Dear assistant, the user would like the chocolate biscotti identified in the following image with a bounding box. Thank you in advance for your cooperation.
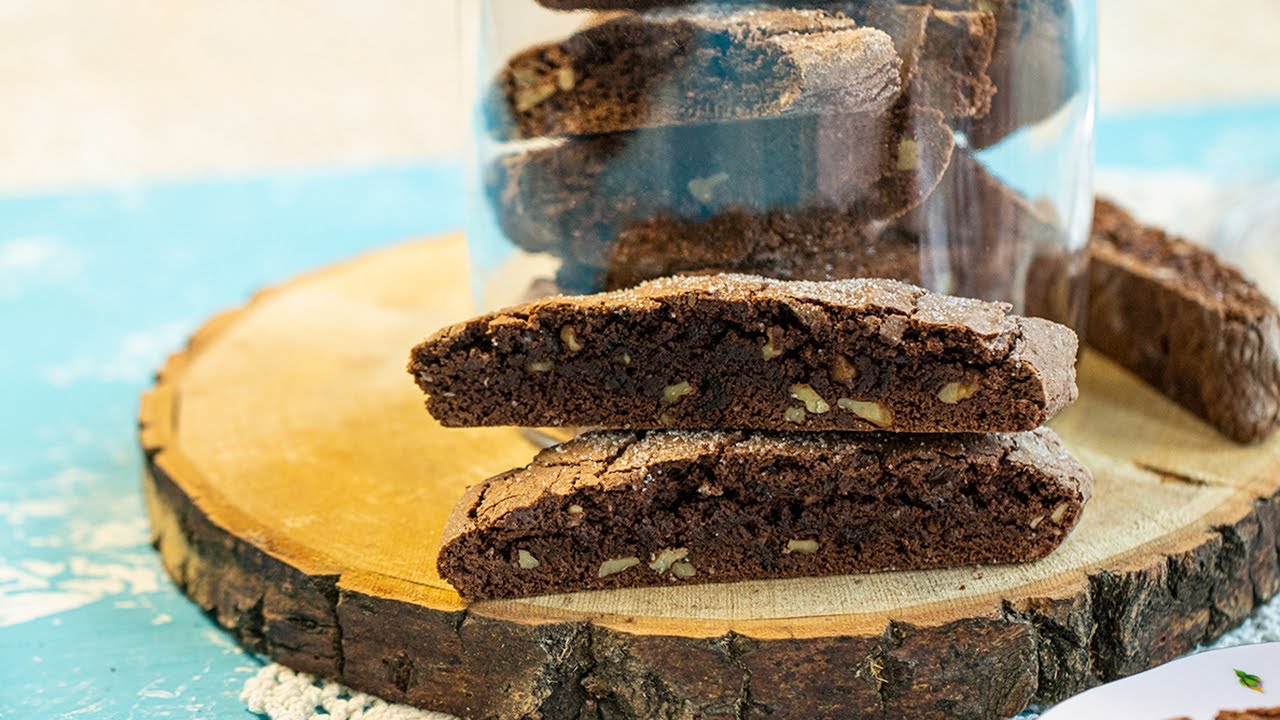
[492,104,954,264]
[530,0,1069,144]
[852,3,996,119]
[410,274,1078,433]
[489,9,901,138]
[545,152,1063,323]
[532,2,996,119]
[554,208,923,293]
[1087,199,1280,444]
[438,427,1092,600]
[959,0,1078,148]
[602,210,923,291]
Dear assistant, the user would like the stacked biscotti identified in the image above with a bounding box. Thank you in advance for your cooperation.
[410,275,1092,600]
[484,1,1280,447]
[486,1,1079,300]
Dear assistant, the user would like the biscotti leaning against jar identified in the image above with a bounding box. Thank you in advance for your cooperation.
[470,0,1092,333]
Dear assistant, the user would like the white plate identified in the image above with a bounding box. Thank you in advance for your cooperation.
[1041,643,1279,720]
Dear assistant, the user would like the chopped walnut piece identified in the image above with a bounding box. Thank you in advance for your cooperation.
[837,398,893,427]
[555,66,576,91]
[831,355,859,385]
[785,539,819,554]
[513,82,558,113]
[662,381,693,404]
[687,171,729,204]
[648,548,690,574]
[510,55,573,113]
[560,326,583,352]
[761,326,785,360]
[517,550,540,569]
[789,384,830,414]
[671,561,696,579]
[897,139,919,171]
[597,556,641,577]
[938,381,980,404]
[526,360,555,373]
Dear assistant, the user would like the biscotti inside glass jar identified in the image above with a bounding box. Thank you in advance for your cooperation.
[465,0,1097,329]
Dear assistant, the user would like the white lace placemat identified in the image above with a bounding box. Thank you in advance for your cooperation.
[241,664,458,720]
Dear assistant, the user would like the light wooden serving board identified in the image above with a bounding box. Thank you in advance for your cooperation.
[139,235,1280,720]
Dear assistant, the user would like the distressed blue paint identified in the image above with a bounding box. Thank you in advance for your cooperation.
[0,594,264,719]
[0,103,1278,719]
[1095,101,1280,181]
[0,163,461,719]
[0,164,464,476]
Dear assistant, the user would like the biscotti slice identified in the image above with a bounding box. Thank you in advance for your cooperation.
[554,152,1062,303]
[542,152,1067,322]
[531,0,1072,146]
[1087,199,1280,444]
[553,207,923,294]
[492,104,953,263]
[959,0,1078,148]
[851,3,996,118]
[409,274,1079,432]
[438,427,1092,600]
[538,1,995,118]
[488,9,901,139]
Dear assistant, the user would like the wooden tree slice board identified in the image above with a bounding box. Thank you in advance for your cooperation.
[140,234,1280,720]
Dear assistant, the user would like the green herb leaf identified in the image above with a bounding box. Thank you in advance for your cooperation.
[1236,668,1264,693]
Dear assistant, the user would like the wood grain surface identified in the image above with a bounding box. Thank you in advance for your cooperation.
[140,234,1280,719]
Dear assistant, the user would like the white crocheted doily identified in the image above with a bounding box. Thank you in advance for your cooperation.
[241,664,458,720]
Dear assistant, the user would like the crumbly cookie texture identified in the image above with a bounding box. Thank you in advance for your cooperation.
[489,9,901,138]
[1087,198,1280,444]
[409,274,1078,433]
[437,427,1092,600]
[551,209,926,295]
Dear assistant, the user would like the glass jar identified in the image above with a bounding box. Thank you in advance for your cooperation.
[464,0,1097,329]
